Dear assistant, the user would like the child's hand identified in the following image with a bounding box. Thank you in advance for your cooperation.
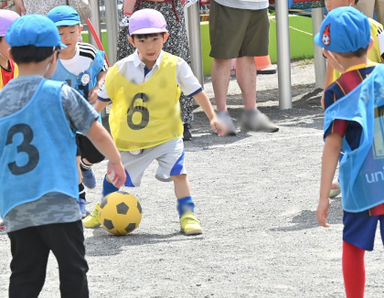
[88,86,98,105]
[210,116,227,136]
[107,161,126,188]
[317,197,330,227]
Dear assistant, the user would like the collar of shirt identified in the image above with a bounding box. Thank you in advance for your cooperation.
[344,62,377,73]
[132,50,164,79]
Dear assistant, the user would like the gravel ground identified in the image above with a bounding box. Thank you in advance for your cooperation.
[1,60,384,297]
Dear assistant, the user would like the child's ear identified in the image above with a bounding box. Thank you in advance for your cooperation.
[128,36,135,46]
[8,48,14,62]
[163,33,169,42]
[78,24,84,33]
[367,37,374,52]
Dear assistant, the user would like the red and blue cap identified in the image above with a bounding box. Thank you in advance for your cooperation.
[314,6,371,53]
[6,14,66,48]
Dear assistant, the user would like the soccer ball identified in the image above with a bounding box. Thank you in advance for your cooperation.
[98,191,142,236]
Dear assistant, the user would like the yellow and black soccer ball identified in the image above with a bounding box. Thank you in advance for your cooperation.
[98,191,142,236]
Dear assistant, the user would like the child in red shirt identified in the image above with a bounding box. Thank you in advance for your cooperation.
[0,9,19,89]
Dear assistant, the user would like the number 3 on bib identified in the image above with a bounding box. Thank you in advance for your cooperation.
[6,124,39,175]
[127,93,149,130]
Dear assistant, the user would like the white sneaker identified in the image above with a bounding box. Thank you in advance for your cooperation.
[217,111,237,135]
[241,109,279,132]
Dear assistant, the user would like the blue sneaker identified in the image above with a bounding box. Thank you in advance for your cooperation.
[78,199,88,218]
[82,168,96,189]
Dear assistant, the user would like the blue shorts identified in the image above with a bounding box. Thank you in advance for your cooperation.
[343,210,384,251]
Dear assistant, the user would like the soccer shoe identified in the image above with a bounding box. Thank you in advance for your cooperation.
[217,111,236,136]
[83,203,101,228]
[180,212,203,235]
[241,109,279,133]
[82,168,96,189]
[329,183,341,198]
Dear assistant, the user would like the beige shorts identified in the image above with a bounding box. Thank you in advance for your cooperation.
[209,1,270,59]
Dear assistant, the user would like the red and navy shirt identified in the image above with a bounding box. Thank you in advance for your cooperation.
[324,63,376,150]
[324,63,384,215]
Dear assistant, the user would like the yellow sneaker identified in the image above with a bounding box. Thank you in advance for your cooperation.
[329,183,341,198]
[83,203,101,228]
[180,212,202,235]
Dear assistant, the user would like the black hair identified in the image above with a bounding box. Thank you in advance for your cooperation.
[10,45,59,64]
[355,0,359,4]
[57,24,80,28]
[131,32,165,39]
[338,46,368,58]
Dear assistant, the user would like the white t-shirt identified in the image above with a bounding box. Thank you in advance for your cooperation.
[98,50,202,100]
[60,42,108,75]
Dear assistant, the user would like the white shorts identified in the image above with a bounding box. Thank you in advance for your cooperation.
[121,138,187,187]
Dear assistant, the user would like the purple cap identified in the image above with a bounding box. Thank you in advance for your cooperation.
[0,10,20,37]
[129,9,168,36]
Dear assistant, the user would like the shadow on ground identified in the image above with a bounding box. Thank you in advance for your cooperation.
[270,197,343,232]
[85,229,204,257]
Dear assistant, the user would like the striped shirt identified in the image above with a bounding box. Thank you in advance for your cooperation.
[60,42,108,76]
[324,64,376,150]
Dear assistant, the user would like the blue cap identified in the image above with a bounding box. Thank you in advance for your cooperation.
[48,5,81,26]
[314,6,370,53]
[6,14,66,48]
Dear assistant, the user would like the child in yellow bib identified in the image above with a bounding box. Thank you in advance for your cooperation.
[85,9,226,235]
[106,52,183,150]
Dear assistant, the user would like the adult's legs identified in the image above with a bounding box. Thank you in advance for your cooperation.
[235,56,257,111]
[211,58,232,112]
[8,227,50,298]
[236,56,278,132]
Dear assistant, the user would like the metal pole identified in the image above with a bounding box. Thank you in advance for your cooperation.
[311,7,326,89]
[104,0,119,65]
[186,2,204,85]
[276,0,292,109]
[88,0,100,47]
